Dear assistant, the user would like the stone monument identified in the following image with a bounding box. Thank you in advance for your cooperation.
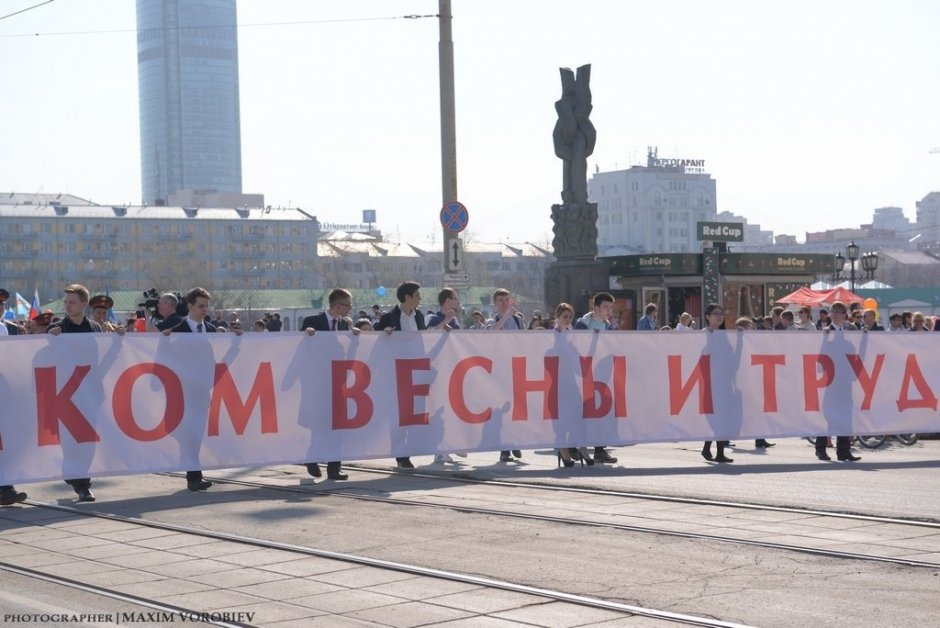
[545,64,609,313]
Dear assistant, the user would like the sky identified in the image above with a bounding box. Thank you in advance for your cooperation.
[1,0,939,246]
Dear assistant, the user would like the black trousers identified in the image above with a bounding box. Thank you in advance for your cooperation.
[816,436,852,456]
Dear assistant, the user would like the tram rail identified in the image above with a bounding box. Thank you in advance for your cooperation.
[16,500,751,628]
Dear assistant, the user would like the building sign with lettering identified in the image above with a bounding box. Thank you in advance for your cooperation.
[697,221,744,242]
[650,158,706,173]
[608,254,703,276]
[719,253,835,275]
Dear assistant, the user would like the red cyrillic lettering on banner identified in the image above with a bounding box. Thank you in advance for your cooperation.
[35,365,100,445]
[802,354,835,412]
[613,356,628,418]
[511,356,559,420]
[581,356,619,419]
[396,358,432,426]
[113,363,184,441]
[897,354,938,411]
[332,360,373,429]
[209,363,278,436]
[667,355,713,415]
[751,354,786,413]
[845,354,885,411]
[448,357,493,424]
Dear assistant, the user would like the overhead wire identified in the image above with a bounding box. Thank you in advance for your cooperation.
[0,0,55,22]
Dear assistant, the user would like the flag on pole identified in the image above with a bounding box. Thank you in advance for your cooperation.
[14,292,30,318]
[29,289,41,320]
[105,285,117,323]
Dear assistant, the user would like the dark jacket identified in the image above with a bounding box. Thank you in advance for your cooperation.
[301,312,350,332]
[169,318,216,333]
[374,305,426,331]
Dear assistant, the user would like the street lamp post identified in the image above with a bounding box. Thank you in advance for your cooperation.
[833,242,878,292]
[845,241,860,292]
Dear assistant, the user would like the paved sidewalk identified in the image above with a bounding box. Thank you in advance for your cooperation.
[0,504,646,627]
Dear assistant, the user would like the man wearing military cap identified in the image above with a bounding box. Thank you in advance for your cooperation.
[0,288,27,505]
[26,310,54,334]
[89,295,124,334]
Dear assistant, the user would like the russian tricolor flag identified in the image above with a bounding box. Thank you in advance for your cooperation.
[29,289,40,320]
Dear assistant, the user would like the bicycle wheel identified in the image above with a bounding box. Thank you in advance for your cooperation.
[896,433,919,446]
[857,435,887,449]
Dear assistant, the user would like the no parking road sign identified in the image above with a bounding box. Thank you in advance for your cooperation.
[440,201,469,234]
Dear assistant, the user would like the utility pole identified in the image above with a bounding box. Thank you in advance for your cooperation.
[439,0,459,276]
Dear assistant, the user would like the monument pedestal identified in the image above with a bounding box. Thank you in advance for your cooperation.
[546,200,608,313]
[545,258,610,315]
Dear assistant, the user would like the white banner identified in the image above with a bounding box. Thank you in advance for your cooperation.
[1,330,939,484]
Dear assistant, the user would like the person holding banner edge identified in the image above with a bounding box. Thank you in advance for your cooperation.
[701,303,733,463]
[302,288,360,480]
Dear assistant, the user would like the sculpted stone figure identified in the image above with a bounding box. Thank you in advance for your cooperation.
[551,64,598,260]
[553,65,596,205]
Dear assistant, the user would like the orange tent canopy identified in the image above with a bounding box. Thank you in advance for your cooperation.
[776,287,865,307]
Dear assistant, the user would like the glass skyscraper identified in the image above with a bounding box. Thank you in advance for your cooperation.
[136,0,242,205]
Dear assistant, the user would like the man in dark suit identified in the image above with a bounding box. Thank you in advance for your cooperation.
[485,288,526,463]
[374,281,425,469]
[162,286,232,490]
[48,283,103,501]
[816,300,861,463]
[301,288,357,480]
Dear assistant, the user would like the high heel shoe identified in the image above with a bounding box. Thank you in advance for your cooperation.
[556,450,575,468]
[578,447,594,466]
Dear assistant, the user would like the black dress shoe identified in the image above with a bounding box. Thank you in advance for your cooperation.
[593,448,618,464]
[187,479,212,491]
[77,488,96,502]
[512,450,522,458]
[714,455,734,463]
[838,453,862,462]
[396,457,415,469]
[499,451,513,462]
[0,489,27,506]
[755,439,776,448]
[306,463,322,478]
[816,451,832,461]
[326,462,347,480]
[701,445,713,461]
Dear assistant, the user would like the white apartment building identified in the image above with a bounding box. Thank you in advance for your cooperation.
[588,150,717,255]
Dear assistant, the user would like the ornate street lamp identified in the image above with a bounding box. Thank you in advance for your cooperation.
[846,241,860,262]
[833,252,845,280]
[861,251,879,280]
[845,241,860,291]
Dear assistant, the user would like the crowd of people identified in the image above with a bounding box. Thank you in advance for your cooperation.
[0,281,925,508]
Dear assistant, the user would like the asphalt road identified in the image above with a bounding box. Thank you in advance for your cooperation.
[3,438,938,627]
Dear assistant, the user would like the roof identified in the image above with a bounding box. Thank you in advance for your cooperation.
[880,251,940,265]
[0,204,317,222]
[854,288,940,307]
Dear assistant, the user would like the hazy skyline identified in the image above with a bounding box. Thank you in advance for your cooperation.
[2,0,938,245]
